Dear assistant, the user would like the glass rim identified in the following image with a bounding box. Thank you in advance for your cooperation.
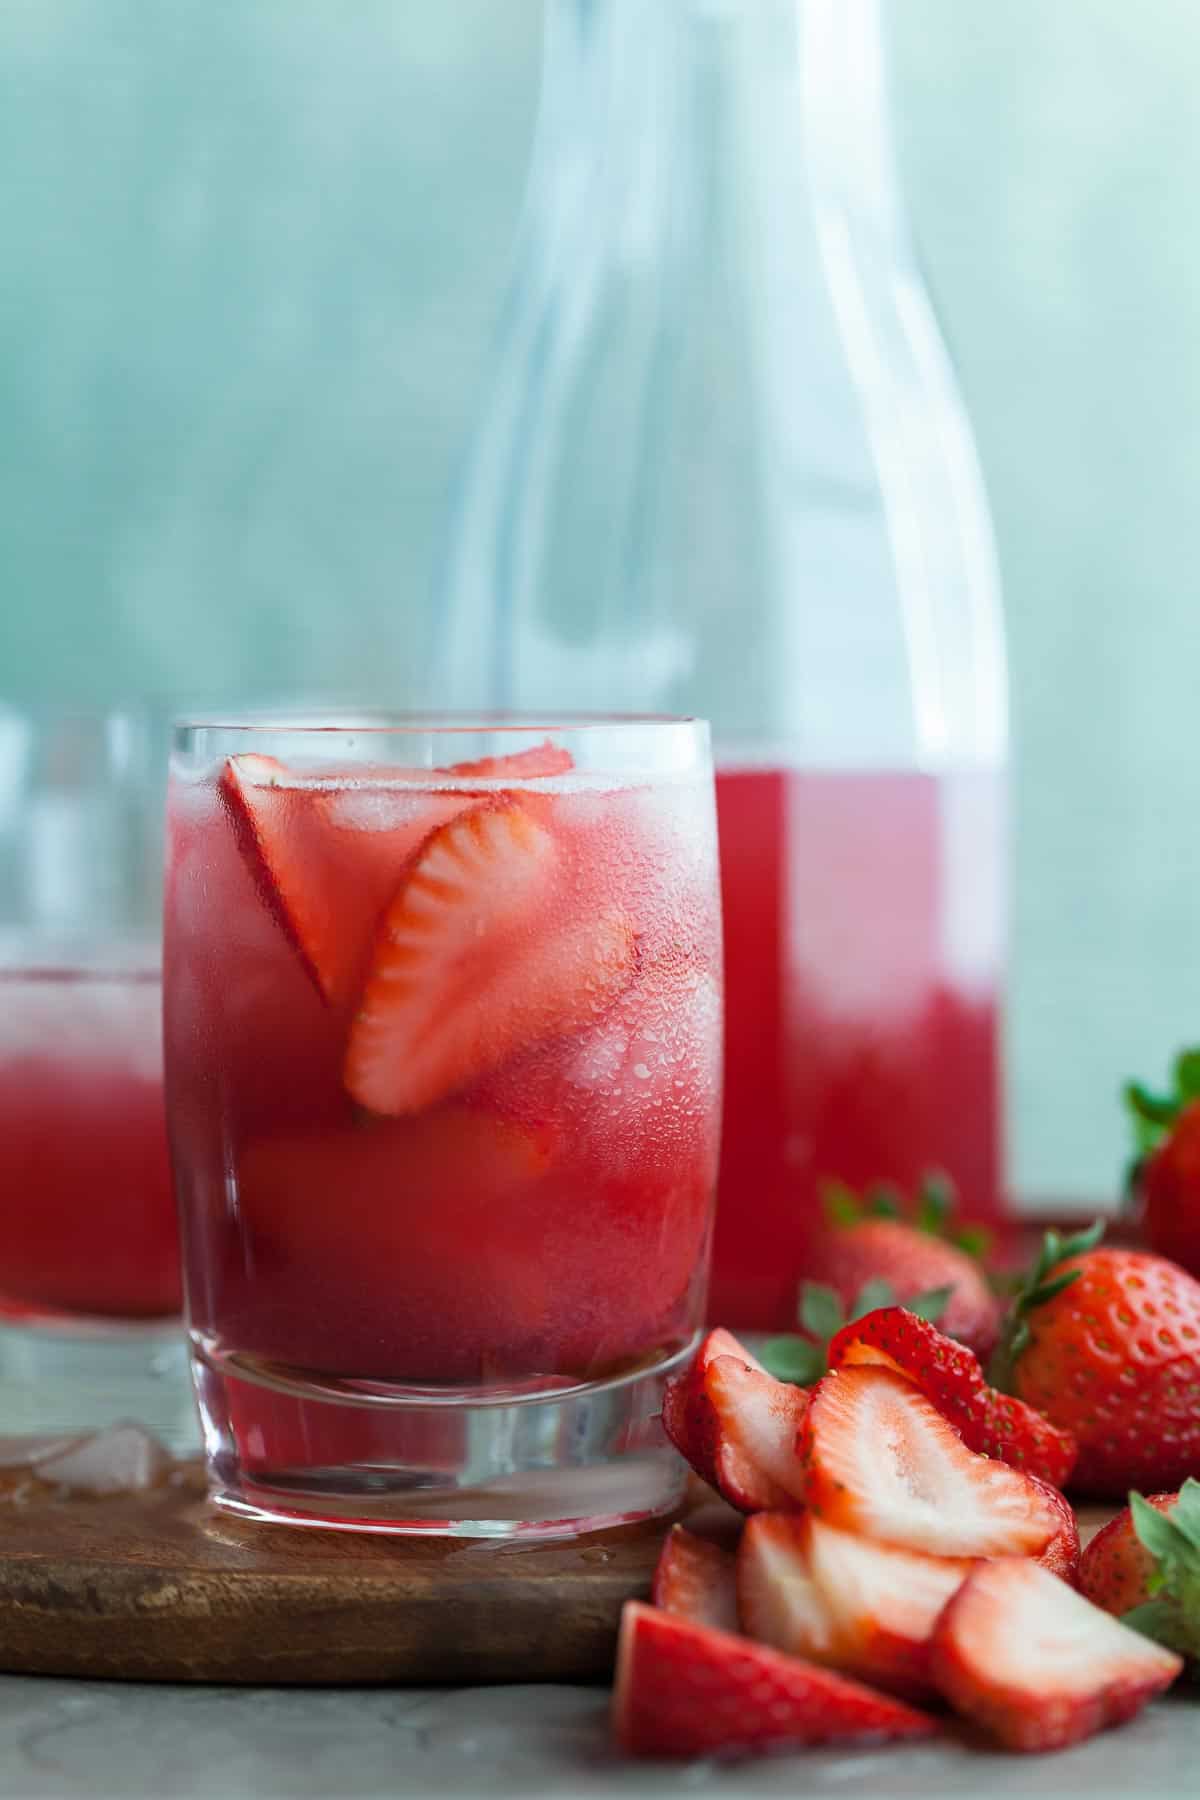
[171,709,705,737]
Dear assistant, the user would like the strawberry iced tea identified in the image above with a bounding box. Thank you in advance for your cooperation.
[164,718,721,1533]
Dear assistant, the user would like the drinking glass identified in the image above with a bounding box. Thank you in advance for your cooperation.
[164,713,722,1536]
[0,706,196,1448]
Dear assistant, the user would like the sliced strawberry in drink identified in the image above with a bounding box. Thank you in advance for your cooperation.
[651,1526,739,1634]
[612,1601,937,1760]
[344,799,636,1116]
[445,739,574,780]
[740,1513,969,1701]
[219,755,468,1004]
[220,754,333,999]
[929,1558,1182,1752]
[800,1366,1072,1562]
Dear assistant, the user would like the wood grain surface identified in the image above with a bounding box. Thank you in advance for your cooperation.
[0,1467,1119,1688]
[0,1463,706,1686]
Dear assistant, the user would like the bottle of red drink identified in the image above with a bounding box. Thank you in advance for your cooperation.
[439,0,1009,1329]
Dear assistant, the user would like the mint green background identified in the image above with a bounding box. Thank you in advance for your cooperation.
[3,0,1198,1205]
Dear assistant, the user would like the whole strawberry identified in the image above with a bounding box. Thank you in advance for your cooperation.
[991,1224,1200,1497]
[805,1175,999,1359]
[1127,1050,1200,1278]
[1079,1479,1200,1668]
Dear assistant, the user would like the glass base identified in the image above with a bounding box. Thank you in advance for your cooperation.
[191,1334,697,1539]
[0,1311,200,1455]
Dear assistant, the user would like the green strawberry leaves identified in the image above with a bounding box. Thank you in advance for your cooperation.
[819,1170,991,1260]
[758,1278,951,1387]
[799,1282,846,1345]
[1124,1045,1200,1198]
[757,1334,827,1386]
[1120,1478,1200,1667]
[988,1219,1106,1392]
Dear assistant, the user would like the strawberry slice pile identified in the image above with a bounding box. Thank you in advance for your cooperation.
[621,1318,1183,1761]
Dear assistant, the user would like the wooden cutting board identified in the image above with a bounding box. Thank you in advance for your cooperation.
[0,1463,730,1686]
[0,1463,1120,1688]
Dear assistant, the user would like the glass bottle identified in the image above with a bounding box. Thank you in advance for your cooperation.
[439,0,1008,1329]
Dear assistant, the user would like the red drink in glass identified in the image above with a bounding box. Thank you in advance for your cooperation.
[164,718,721,1534]
[0,966,179,1320]
[710,764,1005,1329]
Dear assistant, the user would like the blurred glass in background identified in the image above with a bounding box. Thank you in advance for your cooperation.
[0,707,194,1447]
[2,0,1199,1207]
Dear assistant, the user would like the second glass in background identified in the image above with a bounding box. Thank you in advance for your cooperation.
[0,706,194,1447]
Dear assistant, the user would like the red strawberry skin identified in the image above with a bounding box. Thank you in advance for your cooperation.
[696,1356,808,1513]
[661,1333,807,1514]
[1011,1249,1200,1497]
[930,1559,1182,1753]
[1140,1099,1200,1278]
[445,740,574,780]
[651,1526,739,1634]
[661,1329,762,1488]
[805,1219,1000,1358]
[1025,1476,1081,1581]
[612,1602,937,1759]
[828,1307,1078,1490]
[1079,1494,1179,1616]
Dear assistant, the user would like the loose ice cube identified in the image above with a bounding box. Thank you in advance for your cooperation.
[37,1421,172,1494]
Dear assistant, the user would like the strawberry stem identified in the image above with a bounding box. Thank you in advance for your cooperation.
[1122,1478,1200,1667]
[1123,1044,1200,1205]
[987,1219,1106,1393]
[760,1281,951,1387]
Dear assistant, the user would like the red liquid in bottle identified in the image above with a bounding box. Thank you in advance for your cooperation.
[710,765,1004,1329]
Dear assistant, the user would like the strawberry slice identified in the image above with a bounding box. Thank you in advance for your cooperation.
[660,1328,764,1486]
[699,1355,809,1512]
[827,1306,1078,1490]
[930,1558,1182,1752]
[219,755,468,1003]
[612,1601,937,1759]
[739,1514,969,1701]
[444,739,574,780]
[651,1526,739,1634]
[800,1366,1074,1563]
[1024,1475,1081,1580]
[736,1513,841,1668]
[344,800,636,1115]
[662,1338,808,1513]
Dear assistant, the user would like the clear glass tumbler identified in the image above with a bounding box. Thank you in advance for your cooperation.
[164,714,722,1536]
[0,706,196,1448]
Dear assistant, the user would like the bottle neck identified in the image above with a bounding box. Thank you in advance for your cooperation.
[526,0,907,262]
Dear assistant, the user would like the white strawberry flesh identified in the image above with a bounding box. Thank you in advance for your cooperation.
[930,1558,1182,1752]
